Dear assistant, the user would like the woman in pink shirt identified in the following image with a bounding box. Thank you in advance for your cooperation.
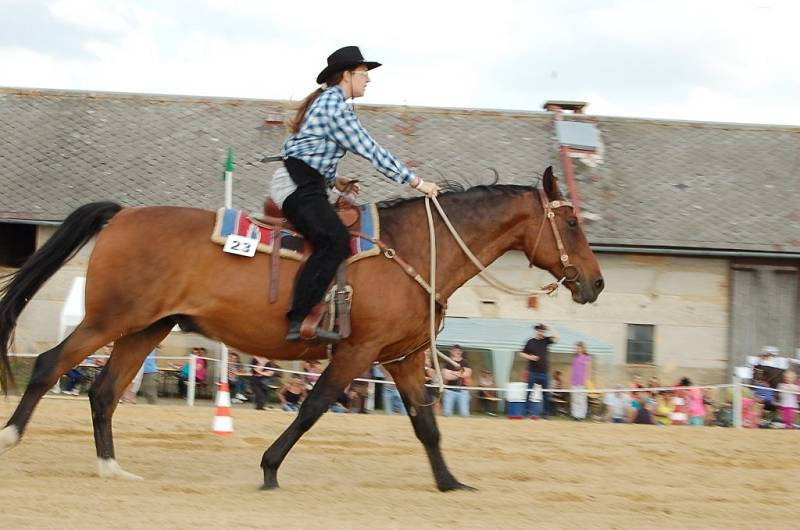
[569,342,591,420]
[682,377,705,427]
[174,352,207,399]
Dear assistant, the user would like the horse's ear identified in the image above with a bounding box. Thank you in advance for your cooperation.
[542,166,564,201]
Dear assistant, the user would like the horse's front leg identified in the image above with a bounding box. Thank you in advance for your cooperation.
[260,344,373,490]
[384,349,475,492]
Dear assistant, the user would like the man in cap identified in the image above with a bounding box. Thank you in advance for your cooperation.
[755,345,784,388]
[518,323,559,418]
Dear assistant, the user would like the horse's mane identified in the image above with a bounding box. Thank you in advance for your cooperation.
[377,183,536,210]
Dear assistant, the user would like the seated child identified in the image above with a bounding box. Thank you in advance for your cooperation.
[278,376,307,412]
[654,392,674,426]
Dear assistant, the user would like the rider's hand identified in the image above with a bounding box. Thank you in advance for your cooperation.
[335,177,361,194]
[416,180,441,197]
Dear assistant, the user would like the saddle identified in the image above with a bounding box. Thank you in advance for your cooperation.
[258,182,362,230]
[253,182,362,342]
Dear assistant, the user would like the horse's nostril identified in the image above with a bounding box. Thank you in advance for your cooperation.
[594,278,605,291]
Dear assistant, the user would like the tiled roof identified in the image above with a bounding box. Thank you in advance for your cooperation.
[572,115,800,253]
[1,87,798,253]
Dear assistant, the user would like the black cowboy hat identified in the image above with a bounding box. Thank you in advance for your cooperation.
[316,46,381,85]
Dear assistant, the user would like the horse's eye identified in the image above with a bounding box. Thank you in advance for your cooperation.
[567,217,578,228]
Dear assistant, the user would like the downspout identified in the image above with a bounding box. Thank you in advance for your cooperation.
[549,105,583,218]
[559,143,583,218]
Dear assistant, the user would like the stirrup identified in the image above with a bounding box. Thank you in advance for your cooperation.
[306,327,341,344]
[286,322,341,344]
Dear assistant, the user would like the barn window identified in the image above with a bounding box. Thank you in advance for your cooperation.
[626,324,655,364]
[0,223,36,268]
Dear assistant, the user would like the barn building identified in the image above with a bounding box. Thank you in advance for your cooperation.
[1,87,798,387]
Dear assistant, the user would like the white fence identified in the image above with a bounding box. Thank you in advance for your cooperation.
[7,353,799,429]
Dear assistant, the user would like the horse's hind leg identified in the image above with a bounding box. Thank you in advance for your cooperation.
[90,318,173,480]
[384,350,474,492]
[0,323,114,455]
[260,346,374,490]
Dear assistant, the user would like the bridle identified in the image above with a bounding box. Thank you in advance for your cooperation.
[530,189,580,285]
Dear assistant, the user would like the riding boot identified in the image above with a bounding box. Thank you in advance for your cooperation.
[285,321,341,344]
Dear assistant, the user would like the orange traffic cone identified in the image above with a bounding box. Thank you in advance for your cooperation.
[212,382,234,436]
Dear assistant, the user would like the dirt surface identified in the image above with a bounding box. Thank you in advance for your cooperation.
[0,397,795,529]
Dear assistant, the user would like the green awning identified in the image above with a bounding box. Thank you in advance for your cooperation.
[436,317,613,357]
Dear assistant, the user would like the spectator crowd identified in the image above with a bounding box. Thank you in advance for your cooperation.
[47,330,798,429]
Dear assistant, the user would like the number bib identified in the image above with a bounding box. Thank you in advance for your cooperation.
[223,234,258,257]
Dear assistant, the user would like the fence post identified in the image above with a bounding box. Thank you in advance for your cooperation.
[366,381,375,412]
[732,375,742,429]
[219,343,229,396]
[220,344,229,383]
[187,354,197,407]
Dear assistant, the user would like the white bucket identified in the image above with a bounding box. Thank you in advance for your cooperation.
[506,382,528,403]
[530,384,542,403]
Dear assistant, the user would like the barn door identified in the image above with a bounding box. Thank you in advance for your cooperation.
[730,264,798,373]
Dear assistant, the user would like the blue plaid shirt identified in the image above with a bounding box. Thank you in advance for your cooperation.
[282,86,416,186]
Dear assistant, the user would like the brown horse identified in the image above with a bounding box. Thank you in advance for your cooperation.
[0,167,603,490]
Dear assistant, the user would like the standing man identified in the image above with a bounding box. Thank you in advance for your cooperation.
[140,346,160,405]
[250,355,279,411]
[442,345,472,417]
[518,323,559,418]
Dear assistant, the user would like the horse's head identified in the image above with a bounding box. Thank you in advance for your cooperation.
[522,167,604,303]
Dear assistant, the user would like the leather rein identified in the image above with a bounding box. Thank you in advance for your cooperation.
[359,190,579,395]
[354,190,578,299]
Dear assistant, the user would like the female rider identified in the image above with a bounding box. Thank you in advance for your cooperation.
[272,46,440,343]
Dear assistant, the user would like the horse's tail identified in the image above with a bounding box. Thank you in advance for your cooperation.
[0,201,122,394]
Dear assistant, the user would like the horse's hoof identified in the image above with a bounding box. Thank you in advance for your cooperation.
[97,458,144,481]
[438,481,477,492]
[261,470,280,490]
[0,425,20,456]
[260,479,280,491]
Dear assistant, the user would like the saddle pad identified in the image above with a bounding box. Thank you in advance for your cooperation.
[211,204,381,263]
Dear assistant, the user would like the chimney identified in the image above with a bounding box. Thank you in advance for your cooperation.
[542,100,595,220]
[542,100,588,114]
[262,112,285,126]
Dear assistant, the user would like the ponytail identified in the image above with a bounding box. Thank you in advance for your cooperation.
[287,71,347,134]
[287,88,324,134]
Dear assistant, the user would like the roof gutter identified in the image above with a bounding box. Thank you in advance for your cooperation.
[0,218,62,226]
[6,220,798,258]
[592,244,800,260]
[5,219,798,258]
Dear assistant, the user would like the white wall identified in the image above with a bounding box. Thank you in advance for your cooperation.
[447,251,731,383]
[10,226,93,353]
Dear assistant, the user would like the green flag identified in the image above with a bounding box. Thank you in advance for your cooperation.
[221,147,234,180]
[225,147,234,172]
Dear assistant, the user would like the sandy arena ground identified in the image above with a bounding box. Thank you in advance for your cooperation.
[0,397,796,529]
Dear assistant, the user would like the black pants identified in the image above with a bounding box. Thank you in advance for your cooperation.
[251,376,268,410]
[282,158,351,323]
